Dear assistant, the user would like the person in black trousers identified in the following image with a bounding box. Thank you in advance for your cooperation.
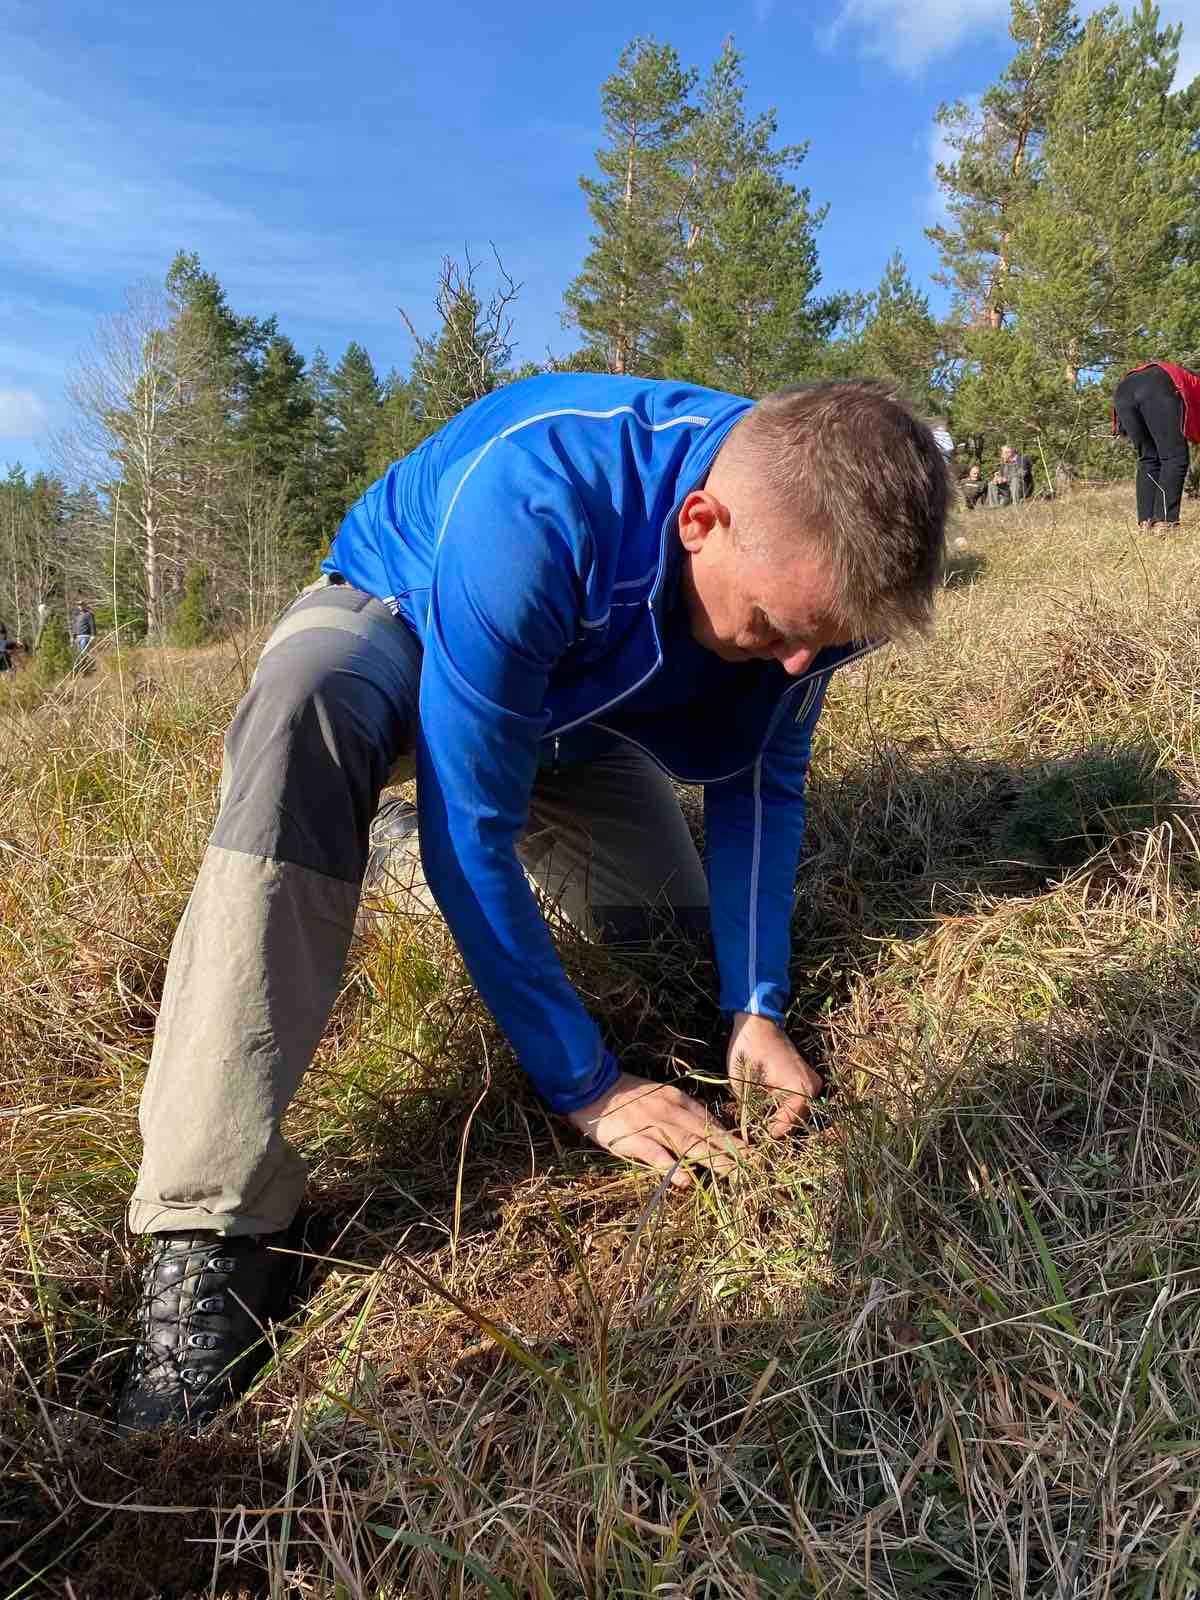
[1112,362,1197,528]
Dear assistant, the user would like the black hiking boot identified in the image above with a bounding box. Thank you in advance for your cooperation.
[116,1231,293,1433]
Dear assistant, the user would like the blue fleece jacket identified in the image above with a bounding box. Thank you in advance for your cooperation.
[323,373,870,1112]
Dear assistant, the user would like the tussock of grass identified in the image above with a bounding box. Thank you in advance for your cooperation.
[4,489,1200,1596]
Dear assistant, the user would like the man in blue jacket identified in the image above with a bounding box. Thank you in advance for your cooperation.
[119,373,948,1430]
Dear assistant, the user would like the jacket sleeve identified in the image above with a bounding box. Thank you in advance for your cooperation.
[702,675,829,1022]
[415,441,620,1113]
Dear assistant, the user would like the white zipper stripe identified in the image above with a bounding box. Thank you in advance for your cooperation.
[612,560,660,591]
[437,405,711,548]
[747,758,764,1013]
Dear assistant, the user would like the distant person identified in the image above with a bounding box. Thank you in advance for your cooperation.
[986,467,1011,509]
[1001,444,1033,503]
[931,418,955,459]
[0,621,9,673]
[1112,360,1200,528]
[961,463,988,510]
[73,603,96,655]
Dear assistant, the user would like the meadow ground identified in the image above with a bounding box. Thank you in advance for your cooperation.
[3,485,1200,1598]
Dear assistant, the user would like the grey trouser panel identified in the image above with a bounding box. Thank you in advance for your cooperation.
[129,580,708,1237]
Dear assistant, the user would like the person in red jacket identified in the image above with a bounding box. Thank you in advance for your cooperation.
[1112,360,1200,527]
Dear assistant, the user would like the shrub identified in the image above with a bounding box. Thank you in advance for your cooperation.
[93,602,148,643]
[994,745,1185,871]
[170,565,218,647]
[34,613,75,683]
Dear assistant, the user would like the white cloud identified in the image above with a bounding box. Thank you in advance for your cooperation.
[821,0,1200,80]
[926,117,955,219]
[819,0,1008,73]
[0,44,436,338]
[0,387,48,440]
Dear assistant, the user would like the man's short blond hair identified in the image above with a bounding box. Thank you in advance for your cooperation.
[727,380,950,639]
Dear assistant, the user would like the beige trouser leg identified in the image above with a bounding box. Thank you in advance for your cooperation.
[520,742,708,939]
[130,577,708,1238]
[364,739,710,941]
[129,582,419,1237]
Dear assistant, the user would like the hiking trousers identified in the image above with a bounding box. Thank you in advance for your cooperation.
[1113,365,1190,524]
[128,578,709,1237]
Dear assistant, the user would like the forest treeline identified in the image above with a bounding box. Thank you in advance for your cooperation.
[3,0,1197,644]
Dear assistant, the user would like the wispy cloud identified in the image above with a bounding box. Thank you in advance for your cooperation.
[0,70,433,327]
[0,387,49,441]
[819,0,1008,73]
[820,0,1200,79]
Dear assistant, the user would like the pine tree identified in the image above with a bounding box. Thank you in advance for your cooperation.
[327,342,382,502]
[171,563,218,646]
[366,371,427,482]
[856,252,948,413]
[562,38,696,375]
[35,612,74,683]
[406,251,519,430]
[1010,2,1200,383]
[928,1,1080,328]
[679,39,809,287]
[240,334,313,481]
[681,167,836,395]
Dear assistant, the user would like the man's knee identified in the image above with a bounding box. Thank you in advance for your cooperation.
[214,634,413,881]
[594,903,710,949]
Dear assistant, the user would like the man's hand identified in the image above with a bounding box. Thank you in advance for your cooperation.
[564,1072,747,1189]
[727,1012,823,1138]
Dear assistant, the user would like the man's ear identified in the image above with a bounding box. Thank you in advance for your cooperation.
[677,489,727,554]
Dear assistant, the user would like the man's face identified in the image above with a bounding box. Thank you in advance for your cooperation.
[1000,446,1014,464]
[677,491,851,677]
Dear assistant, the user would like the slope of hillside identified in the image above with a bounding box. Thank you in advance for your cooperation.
[3,485,1200,1598]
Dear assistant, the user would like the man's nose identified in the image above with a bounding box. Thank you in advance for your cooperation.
[778,644,816,675]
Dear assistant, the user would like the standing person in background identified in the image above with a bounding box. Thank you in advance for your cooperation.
[1112,360,1200,529]
[0,621,9,673]
[931,418,954,460]
[73,602,96,656]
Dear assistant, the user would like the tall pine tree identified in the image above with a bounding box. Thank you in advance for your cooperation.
[928,1,1080,328]
[562,38,695,375]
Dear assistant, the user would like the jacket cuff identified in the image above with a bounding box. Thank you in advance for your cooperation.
[537,1047,621,1114]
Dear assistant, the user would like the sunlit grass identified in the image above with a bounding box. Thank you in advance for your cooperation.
[4,486,1200,1596]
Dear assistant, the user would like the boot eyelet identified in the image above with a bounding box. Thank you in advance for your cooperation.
[195,1296,225,1313]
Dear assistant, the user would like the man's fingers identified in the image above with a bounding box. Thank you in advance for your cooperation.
[765,1076,824,1136]
[619,1134,694,1188]
[658,1121,747,1176]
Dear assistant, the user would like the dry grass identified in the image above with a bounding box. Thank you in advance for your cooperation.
[4,486,1200,1597]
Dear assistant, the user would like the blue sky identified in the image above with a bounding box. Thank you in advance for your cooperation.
[3,0,1198,471]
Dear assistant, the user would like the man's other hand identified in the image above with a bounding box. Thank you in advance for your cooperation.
[728,1012,824,1137]
[564,1072,747,1189]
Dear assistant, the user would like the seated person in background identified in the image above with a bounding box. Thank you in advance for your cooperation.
[987,467,1012,508]
[998,444,1034,503]
[961,463,988,510]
